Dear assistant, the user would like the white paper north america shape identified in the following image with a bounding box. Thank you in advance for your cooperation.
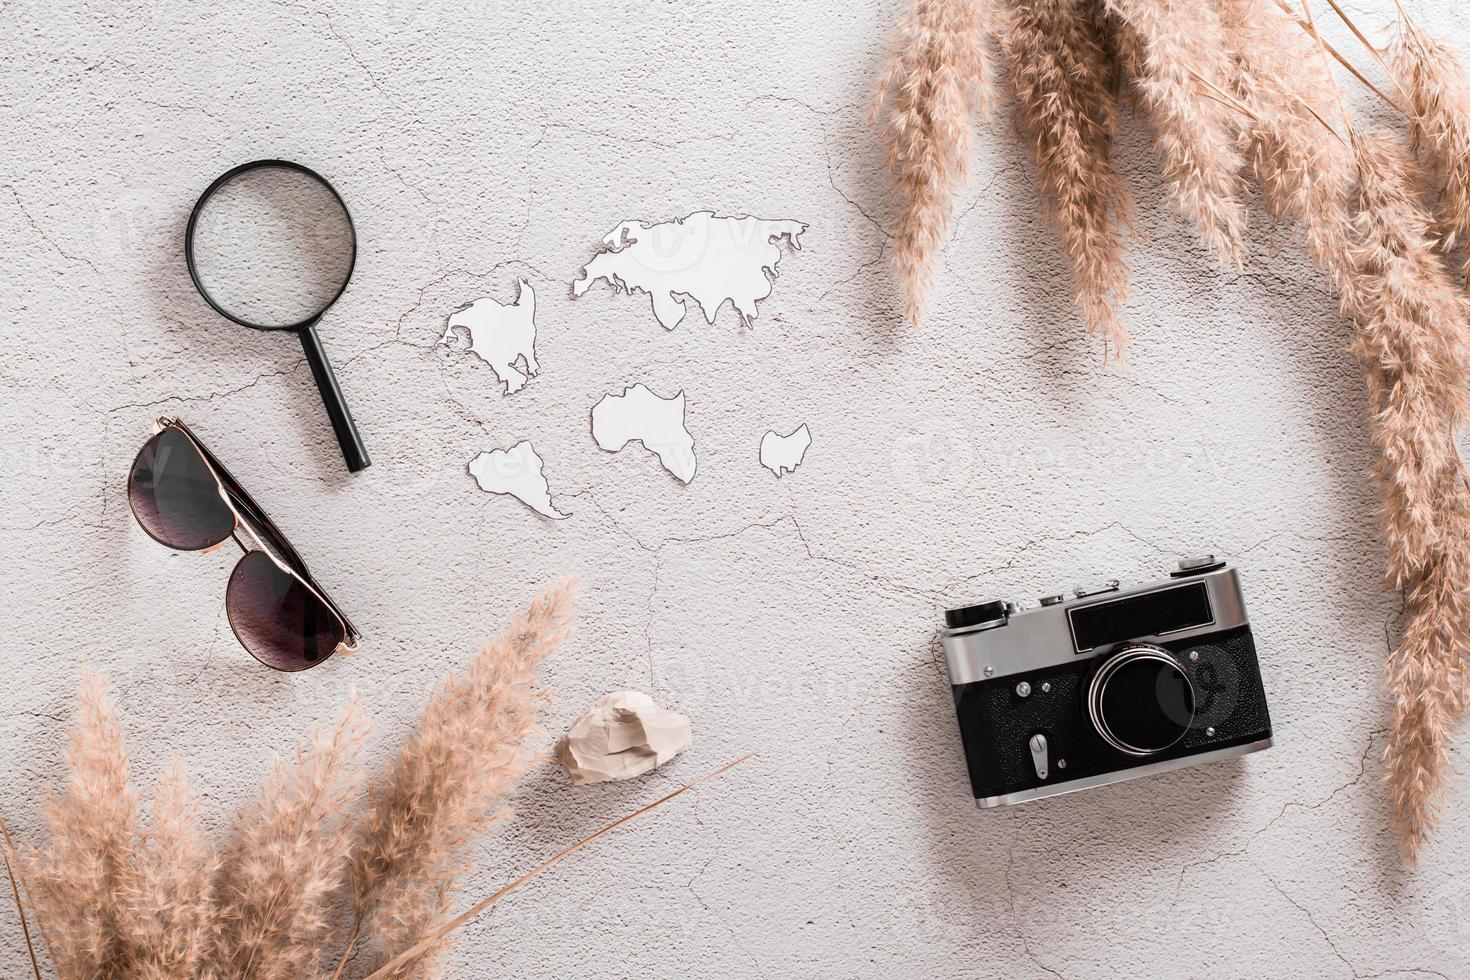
[467,440,568,519]
[572,211,807,330]
[760,423,811,477]
[441,278,540,394]
[590,383,696,484]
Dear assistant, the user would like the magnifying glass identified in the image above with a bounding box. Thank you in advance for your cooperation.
[185,160,371,472]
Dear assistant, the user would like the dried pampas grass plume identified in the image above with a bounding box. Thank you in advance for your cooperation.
[1106,0,1248,266]
[28,671,137,980]
[121,764,217,980]
[1345,130,1470,857]
[873,0,994,325]
[1343,131,1470,586]
[209,699,369,979]
[1003,0,1133,359]
[1387,10,1470,252]
[341,580,576,979]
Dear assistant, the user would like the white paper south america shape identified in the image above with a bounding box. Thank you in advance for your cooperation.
[572,211,806,330]
[441,278,540,394]
[591,383,696,483]
[467,441,567,519]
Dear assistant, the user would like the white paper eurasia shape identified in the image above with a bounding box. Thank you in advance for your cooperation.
[467,440,568,519]
[441,278,540,394]
[590,383,696,483]
[556,691,693,785]
[759,423,811,477]
[572,211,806,330]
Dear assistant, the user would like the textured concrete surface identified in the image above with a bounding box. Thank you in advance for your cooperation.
[2,1,1469,977]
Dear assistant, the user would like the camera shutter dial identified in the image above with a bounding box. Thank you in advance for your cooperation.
[1087,645,1196,757]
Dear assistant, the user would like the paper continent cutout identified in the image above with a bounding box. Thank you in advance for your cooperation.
[467,440,568,519]
[571,211,807,330]
[759,423,811,477]
[441,278,540,394]
[590,383,697,484]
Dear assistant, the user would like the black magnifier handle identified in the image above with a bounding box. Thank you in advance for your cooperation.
[298,323,371,472]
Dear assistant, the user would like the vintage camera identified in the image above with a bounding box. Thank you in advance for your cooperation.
[941,556,1272,807]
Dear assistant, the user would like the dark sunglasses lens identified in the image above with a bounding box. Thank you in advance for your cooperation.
[128,428,235,550]
[227,550,344,671]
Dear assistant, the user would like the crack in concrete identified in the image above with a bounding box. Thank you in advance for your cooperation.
[939,520,1170,598]
[1172,730,1383,944]
[5,184,100,275]
[107,360,306,414]
[1003,845,1069,980]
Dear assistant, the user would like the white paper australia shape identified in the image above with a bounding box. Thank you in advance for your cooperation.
[441,278,540,394]
[572,211,807,330]
[590,383,697,483]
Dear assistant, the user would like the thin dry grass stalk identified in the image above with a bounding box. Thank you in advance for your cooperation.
[121,764,217,980]
[1218,0,1356,251]
[27,670,138,980]
[1105,0,1248,266]
[0,826,40,979]
[209,699,369,980]
[1387,11,1470,252]
[1003,0,1133,359]
[342,579,576,980]
[361,752,757,980]
[873,0,994,325]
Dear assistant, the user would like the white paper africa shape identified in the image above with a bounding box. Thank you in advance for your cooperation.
[556,691,693,785]
[760,423,811,477]
[467,440,568,519]
[441,278,540,394]
[572,211,807,330]
[590,383,696,484]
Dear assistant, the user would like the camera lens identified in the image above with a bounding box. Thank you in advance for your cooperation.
[1088,646,1195,756]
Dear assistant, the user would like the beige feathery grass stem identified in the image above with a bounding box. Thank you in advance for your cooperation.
[1344,128,1470,857]
[872,0,994,325]
[1322,0,1392,74]
[344,580,576,979]
[1271,0,1405,114]
[1,830,41,980]
[211,698,368,980]
[1003,0,1134,359]
[1386,7,1470,251]
[0,810,52,971]
[122,764,217,980]
[1106,0,1248,266]
[361,752,758,980]
[29,670,138,979]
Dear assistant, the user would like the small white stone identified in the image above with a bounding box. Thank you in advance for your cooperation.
[556,691,693,785]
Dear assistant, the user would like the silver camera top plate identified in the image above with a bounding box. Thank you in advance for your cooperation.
[942,563,1249,686]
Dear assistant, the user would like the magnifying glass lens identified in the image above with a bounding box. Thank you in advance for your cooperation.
[189,166,354,328]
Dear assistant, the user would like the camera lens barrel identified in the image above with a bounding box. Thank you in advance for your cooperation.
[1087,645,1196,756]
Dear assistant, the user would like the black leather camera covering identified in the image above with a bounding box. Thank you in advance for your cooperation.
[951,625,1272,801]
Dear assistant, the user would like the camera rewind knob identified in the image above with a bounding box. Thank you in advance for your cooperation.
[944,599,1010,631]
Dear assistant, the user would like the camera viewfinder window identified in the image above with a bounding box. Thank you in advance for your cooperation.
[1069,583,1213,652]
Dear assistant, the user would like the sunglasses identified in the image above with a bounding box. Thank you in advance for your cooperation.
[127,417,360,671]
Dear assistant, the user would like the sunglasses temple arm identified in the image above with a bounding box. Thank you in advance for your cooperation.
[298,324,371,474]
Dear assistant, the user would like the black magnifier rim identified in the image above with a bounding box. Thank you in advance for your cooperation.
[184,158,358,332]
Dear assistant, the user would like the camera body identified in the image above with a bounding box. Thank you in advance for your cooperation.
[941,557,1272,808]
